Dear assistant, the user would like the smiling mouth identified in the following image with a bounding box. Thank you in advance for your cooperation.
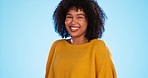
[70,26,80,32]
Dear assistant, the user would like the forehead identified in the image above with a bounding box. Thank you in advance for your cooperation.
[67,7,85,15]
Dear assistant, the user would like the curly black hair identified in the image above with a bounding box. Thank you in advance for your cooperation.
[53,0,107,41]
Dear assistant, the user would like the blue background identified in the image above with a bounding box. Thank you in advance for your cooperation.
[0,0,148,78]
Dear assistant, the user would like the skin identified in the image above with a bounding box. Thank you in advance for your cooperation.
[65,8,88,45]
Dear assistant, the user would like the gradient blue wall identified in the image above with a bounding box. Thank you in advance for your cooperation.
[0,0,148,78]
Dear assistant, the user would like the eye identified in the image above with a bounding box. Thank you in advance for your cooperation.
[77,17,83,19]
[77,15,85,19]
[66,15,72,18]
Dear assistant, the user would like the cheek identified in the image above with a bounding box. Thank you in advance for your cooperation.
[65,20,69,27]
[65,18,71,25]
[81,21,88,28]
[65,24,68,29]
[65,22,69,30]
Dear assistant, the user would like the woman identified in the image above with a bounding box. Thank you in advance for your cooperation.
[45,0,117,78]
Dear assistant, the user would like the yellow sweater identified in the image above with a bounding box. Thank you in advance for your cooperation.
[46,39,117,78]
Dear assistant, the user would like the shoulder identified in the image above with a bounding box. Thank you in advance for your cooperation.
[92,38,111,57]
[51,39,66,47]
[91,38,107,47]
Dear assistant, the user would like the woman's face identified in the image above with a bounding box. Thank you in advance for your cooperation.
[65,8,88,39]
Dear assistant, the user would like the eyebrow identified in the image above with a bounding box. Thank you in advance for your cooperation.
[77,14,85,16]
[66,13,85,16]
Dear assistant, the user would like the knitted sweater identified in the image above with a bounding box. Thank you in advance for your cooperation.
[46,39,117,78]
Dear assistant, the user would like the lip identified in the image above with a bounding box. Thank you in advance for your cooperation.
[70,26,80,32]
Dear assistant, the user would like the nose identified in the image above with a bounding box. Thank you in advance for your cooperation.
[71,17,77,25]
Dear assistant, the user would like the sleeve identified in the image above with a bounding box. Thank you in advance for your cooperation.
[45,40,59,78]
[95,40,117,78]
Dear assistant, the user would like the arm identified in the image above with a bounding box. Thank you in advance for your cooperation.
[95,40,117,78]
[45,40,59,78]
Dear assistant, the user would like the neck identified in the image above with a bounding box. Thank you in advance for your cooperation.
[70,37,88,45]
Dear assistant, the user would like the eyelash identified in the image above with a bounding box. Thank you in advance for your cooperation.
[66,16,72,18]
[66,16,83,19]
[78,17,83,18]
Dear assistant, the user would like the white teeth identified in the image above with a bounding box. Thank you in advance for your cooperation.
[70,27,79,30]
[71,27,79,30]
